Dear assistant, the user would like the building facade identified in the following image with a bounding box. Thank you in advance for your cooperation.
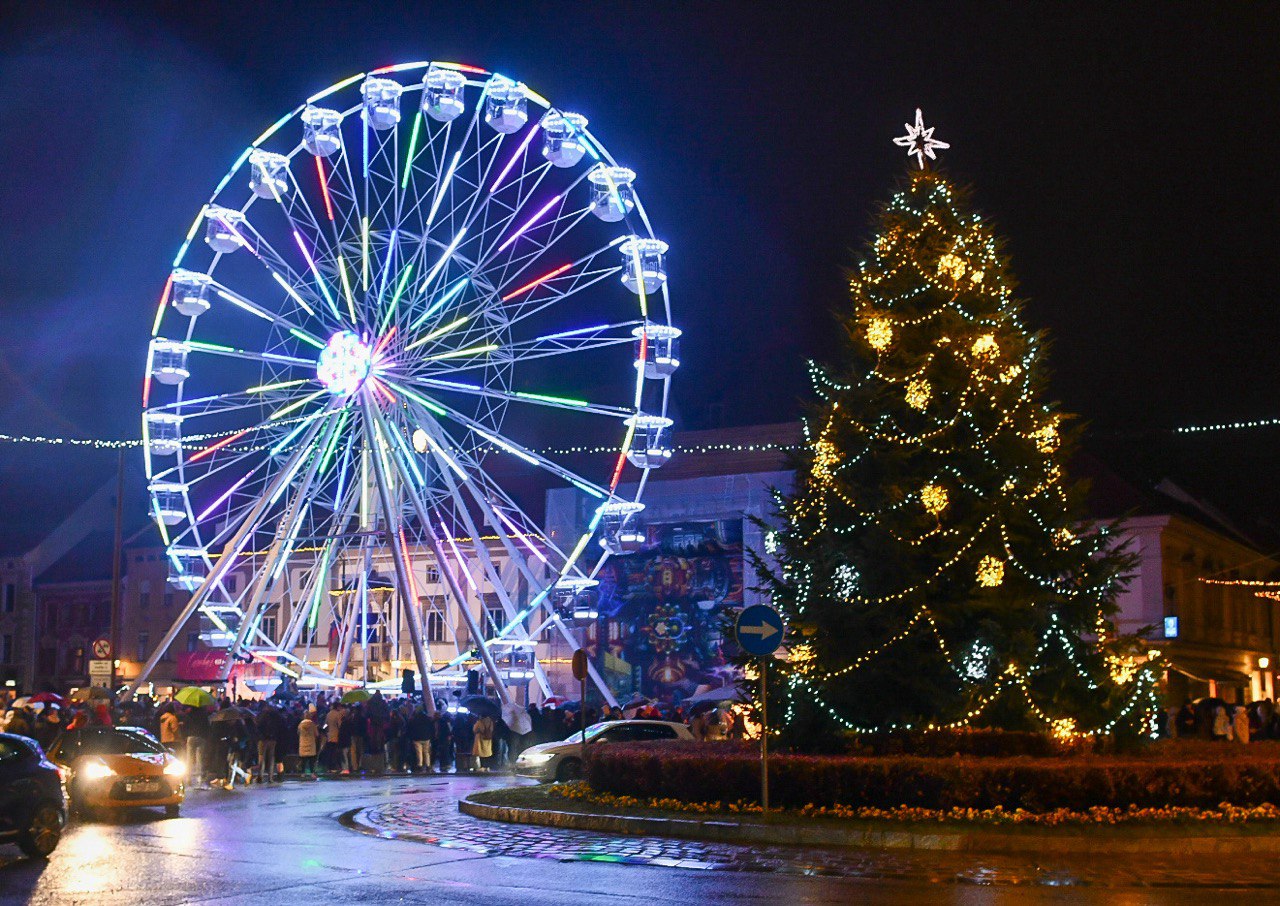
[1114,511,1280,705]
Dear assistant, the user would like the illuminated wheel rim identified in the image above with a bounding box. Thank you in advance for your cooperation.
[140,60,678,695]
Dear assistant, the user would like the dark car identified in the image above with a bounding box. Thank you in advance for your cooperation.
[0,732,67,858]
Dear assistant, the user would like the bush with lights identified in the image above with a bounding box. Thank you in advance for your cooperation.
[754,153,1154,749]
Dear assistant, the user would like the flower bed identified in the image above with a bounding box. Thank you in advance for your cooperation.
[585,741,1280,812]
[550,781,1280,827]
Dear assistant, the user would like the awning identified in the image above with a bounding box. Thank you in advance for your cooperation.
[1165,658,1251,686]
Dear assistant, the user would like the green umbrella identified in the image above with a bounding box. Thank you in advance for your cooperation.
[340,688,372,704]
[175,687,216,708]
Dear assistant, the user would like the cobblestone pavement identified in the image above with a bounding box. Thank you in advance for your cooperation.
[352,777,1280,887]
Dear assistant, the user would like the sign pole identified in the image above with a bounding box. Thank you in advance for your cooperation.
[734,603,783,817]
[760,655,769,814]
[571,648,589,778]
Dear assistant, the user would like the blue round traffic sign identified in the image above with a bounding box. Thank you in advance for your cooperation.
[735,604,785,657]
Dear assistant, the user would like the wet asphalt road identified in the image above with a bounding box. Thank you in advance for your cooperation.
[0,775,1265,904]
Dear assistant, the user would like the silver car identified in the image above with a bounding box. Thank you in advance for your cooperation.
[514,719,694,782]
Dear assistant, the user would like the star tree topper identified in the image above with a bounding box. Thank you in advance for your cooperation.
[893,108,950,168]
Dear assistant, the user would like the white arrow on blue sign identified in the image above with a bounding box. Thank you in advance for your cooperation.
[735,604,785,657]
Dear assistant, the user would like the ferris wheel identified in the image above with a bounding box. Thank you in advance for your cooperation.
[130,60,680,709]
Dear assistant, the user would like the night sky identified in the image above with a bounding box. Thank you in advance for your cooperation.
[1,2,1277,549]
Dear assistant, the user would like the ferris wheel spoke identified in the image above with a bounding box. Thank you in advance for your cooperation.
[204,281,329,347]
[392,390,611,499]
[397,374,631,419]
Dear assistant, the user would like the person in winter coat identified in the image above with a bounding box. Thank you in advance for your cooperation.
[435,710,454,772]
[256,706,284,783]
[1212,704,1231,740]
[407,705,434,772]
[323,702,346,772]
[297,709,321,778]
[471,714,494,772]
[1233,705,1251,744]
[159,708,181,751]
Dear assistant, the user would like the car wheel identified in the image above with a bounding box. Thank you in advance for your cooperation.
[165,804,181,818]
[17,803,63,858]
[556,758,582,782]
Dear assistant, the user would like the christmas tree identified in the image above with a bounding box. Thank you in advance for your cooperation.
[758,113,1148,745]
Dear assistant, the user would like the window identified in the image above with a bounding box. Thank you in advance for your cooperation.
[225,575,238,594]
[426,610,447,643]
[3,584,15,612]
[164,590,174,608]
[483,607,505,640]
[186,632,200,653]
[0,738,26,764]
[260,614,278,643]
[0,633,11,664]
[423,566,440,584]
[140,591,150,610]
[137,632,150,661]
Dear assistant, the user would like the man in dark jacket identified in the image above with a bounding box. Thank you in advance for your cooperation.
[256,706,284,782]
[407,705,434,772]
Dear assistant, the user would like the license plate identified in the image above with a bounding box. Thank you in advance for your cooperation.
[126,781,161,793]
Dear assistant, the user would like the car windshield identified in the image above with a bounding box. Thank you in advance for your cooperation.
[83,728,166,756]
[561,723,611,744]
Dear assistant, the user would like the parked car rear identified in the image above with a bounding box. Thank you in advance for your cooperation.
[0,732,67,858]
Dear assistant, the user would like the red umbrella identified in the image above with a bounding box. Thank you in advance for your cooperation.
[29,692,65,706]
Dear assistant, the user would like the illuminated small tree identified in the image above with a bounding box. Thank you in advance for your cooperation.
[758,128,1140,745]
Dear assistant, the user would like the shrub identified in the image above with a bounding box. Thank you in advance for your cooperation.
[585,742,1280,812]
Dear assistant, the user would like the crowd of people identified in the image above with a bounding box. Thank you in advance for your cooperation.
[0,687,747,788]
[1169,697,1280,743]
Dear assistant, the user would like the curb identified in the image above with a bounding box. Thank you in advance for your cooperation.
[458,793,1280,855]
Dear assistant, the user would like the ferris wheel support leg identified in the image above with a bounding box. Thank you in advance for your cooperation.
[363,399,438,715]
[220,417,339,682]
[368,405,512,708]
[122,413,333,702]
[458,475,616,707]
[432,444,533,640]
[543,610,620,709]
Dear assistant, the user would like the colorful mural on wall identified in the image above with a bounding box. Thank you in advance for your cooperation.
[595,519,744,700]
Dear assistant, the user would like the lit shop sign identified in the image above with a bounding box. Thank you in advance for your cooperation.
[1163,616,1179,639]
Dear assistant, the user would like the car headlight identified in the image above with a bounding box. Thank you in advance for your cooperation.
[82,760,116,781]
[164,759,187,777]
[520,752,555,765]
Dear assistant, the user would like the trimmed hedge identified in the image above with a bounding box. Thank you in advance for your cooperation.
[586,742,1280,812]
[849,728,1073,758]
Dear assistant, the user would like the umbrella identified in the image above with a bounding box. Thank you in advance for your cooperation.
[30,692,65,706]
[684,684,750,705]
[9,696,31,709]
[211,706,254,722]
[340,688,372,704]
[175,687,216,708]
[541,696,570,708]
[460,695,501,718]
[70,686,112,703]
[501,702,533,735]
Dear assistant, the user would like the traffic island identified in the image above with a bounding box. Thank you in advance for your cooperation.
[461,784,1280,855]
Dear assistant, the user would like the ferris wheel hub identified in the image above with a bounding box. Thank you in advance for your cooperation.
[316,330,373,396]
